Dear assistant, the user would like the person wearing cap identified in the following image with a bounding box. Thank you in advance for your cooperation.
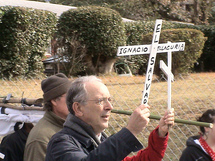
[24,73,71,161]
[45,76,174,161]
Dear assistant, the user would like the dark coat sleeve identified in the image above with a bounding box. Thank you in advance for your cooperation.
[45,128,143,161]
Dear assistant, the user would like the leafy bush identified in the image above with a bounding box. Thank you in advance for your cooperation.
[57,6,126,74]
[209,6,215,25]
[164,22,215,72]
[192,25,215,72]
[160,22,215,72]
[0,7,57,79]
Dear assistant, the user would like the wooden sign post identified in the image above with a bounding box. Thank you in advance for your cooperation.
[141,19,162,105]
[117,19,185,107]
[160,41,174,110]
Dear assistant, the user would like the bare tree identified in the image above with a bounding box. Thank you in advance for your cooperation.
[56,35,87,77]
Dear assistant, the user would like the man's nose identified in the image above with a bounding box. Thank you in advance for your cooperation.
[104,100,113,110]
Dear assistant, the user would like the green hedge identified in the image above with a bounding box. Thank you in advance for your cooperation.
[0,7,57,79]
[157,21,215,72]
[0,5,212,77]
[161,22,215,72]
[57,6,126,74]
[192,25,215,72]
[124,20,194,46]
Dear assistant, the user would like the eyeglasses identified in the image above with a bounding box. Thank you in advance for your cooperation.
[87,97,112,105]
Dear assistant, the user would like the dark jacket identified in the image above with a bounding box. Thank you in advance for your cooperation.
[180,135,212,161]
[46,114,168,161]
[0,126,28,161]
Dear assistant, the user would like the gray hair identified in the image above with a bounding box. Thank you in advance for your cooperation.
[66,75,102,114]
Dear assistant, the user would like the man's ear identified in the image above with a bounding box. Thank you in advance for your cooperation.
[51,99,57,106]
[73,102,84,117]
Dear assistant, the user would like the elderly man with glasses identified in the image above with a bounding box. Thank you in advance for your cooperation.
[45,76,174,161]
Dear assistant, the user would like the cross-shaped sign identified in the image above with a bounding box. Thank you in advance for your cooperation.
[160,41,175,111]
[117,19,185,107]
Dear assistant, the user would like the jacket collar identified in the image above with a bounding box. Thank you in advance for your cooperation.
[64,114,107,148]
[44,111,65,128]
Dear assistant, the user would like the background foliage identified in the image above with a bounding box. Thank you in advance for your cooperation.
[40,0,215,25]
[57,6,126,74]
[116,21,214,75]
[0,6,57,79]
[0,1,214,78]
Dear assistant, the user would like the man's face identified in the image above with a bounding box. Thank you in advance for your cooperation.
[52,94,69,119]
[79,81,113,134]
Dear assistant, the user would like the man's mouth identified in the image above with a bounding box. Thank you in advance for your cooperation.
[102,115,110,120]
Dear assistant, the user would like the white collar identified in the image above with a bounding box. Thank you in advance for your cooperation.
[194,139,208,154]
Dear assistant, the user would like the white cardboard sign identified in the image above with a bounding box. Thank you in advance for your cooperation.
[117,42,185,56]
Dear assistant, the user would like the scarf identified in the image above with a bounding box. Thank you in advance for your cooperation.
[199,136,215,161]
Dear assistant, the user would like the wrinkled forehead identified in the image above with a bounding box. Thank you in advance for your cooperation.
[85,81,110,98]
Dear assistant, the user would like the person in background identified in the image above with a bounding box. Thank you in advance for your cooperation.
[24,73,72,161]
[45,75,174,161]
[0,122,33,161]
[180,109,215,161]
